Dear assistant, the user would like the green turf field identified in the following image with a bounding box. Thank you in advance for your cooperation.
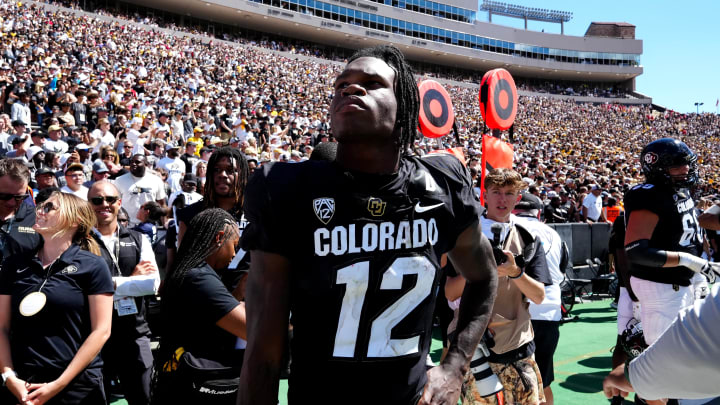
[111,299,633,404]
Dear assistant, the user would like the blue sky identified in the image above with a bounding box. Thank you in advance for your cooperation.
[478,1,720,113]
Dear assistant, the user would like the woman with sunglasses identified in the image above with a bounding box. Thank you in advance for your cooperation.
[0,192,114,404]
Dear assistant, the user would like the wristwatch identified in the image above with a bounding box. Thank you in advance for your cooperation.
[1,370,16,386]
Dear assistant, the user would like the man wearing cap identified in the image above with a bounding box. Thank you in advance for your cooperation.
[10,120,26,142]
[187,127,204,155]
[157,142,184,194]
[228,137,240,149]
[61,162,89,200]
[154,111,171,138]
[44,124,69,154]
[180,141,199,173]
[167,173,202,209]
[83,159,111,189]
[10,92,31,128]
[582,184,608,223]
[34,165,57,191]
[4,135,31,160]
[29,130,45,150]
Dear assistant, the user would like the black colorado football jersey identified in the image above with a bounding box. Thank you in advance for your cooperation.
[624,183,701,286]
[242,154,482,404]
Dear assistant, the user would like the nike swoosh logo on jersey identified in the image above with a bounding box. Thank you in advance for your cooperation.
[415,202,444,213]
[16,267,28,274]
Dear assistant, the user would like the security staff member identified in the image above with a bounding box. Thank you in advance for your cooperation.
[0,158,41,261]
[88,181,160,405]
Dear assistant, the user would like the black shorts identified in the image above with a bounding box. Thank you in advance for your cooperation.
[531,319,560,387]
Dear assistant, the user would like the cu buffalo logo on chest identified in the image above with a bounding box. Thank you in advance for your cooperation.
[367,197,386,217]
[313,198,335,225]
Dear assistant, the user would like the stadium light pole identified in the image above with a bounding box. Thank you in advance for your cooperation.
[694,102,704,114]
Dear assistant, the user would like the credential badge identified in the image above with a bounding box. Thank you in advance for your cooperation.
[313,198,335,225]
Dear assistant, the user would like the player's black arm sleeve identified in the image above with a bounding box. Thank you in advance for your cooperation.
[624,239,667,267]
[445,221,498,375]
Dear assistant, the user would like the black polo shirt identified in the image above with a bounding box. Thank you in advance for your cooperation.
[0,202,41,263]
[0,244,114,376]
[160,263,240,365]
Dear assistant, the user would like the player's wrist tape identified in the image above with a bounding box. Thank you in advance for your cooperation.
[624,239,667,267]
[677,252,708,273]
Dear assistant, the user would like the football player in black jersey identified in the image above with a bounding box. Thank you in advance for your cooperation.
[624,138,718,346]
[239,45,498,405]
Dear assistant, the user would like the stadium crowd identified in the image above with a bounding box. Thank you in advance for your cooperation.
[0,0,718,404]
[0,0,716,223]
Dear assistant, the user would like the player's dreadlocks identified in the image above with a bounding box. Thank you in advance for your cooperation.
[348,45,420,156]
[203,146,249,218]
[163,208,239,289]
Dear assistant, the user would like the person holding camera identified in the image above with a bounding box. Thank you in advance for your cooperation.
[447,168,551,405]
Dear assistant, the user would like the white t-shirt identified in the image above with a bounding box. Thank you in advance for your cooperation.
[157,157,185,194]
[92,130,116,154]
[515,216,564,322]
[44,139,68,154]
[114,172,167,226]
[60,184,88,201]
[168,190,202,210]
[582,193,603,221]
[126,129,146,156]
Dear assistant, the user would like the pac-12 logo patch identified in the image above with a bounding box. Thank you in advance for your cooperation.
[313,198,335,225]
[367,197,386,217]
[643,152,658,165]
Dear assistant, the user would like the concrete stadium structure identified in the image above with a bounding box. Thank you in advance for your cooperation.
[102,0,647,101]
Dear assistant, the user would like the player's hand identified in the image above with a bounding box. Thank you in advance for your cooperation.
[602,365,631,399]
[131,260,157,276]
[677,253,718,283]
[419,364,463,405]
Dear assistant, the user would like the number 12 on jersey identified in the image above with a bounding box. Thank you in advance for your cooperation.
[333,256,435,358]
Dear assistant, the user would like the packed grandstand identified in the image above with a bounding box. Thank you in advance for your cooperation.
[3,0,720,210]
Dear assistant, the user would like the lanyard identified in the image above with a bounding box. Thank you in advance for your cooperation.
[0,215,16,256]
[96,227,122,276]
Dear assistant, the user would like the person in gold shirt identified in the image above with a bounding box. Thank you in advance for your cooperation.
[187,127,204,156]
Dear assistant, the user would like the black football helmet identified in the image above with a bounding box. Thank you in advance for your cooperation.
[640,138,698,188]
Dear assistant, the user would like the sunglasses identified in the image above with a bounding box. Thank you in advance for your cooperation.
[0,193,29,202]
[36,201,58,214]
[89,196,120,205]
[118,218,129,224]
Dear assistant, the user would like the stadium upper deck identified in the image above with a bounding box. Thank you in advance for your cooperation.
[111,0,643,86]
